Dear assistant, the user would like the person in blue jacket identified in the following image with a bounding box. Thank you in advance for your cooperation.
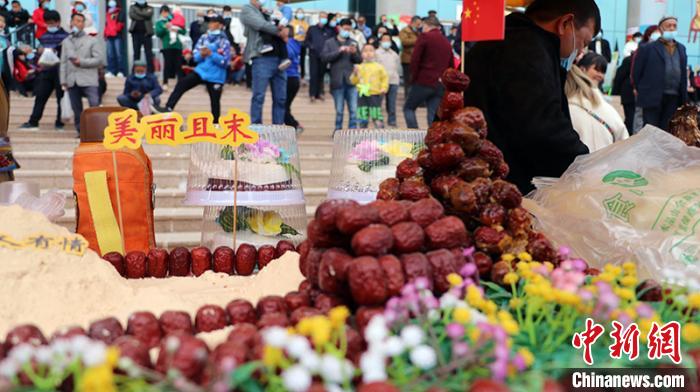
[116,59,162,110]
[157,15,230,123]
[284,25,302,133]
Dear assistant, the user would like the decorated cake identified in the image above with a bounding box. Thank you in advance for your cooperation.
[327,129,426,203]
[184,125,305,206]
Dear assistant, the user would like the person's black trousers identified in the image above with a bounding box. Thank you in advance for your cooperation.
[642,94,680,131]
[402,63,411,96]
[299,45,307,79]
[166,72,223,122]
[28,68,62,126]
[622,103,635,135]
[309,52,326,98]
[245,62,252,88]
[161,48,182,85]
[285,76,300,127]
[132,32,154,73]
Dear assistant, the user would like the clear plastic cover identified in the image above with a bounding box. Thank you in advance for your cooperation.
[200,204,307,251]
[327,129,426,203]
[184,125,305,206]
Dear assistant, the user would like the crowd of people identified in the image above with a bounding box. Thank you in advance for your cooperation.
[0,0,462,135]
[0,0,696,167]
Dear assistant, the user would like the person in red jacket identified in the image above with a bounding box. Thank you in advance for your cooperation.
[31,0,49,39]
[402,15,453,129]
[104,0,126,77]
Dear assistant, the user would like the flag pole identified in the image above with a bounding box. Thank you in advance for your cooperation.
[461,41,465,73]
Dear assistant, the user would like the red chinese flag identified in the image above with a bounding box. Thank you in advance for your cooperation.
[461,0,506,42]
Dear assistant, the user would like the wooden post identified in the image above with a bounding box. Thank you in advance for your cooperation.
[232,152,239,250]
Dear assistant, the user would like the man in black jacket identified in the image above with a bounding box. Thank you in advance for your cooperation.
[588,29,611,62]
[612,55,635,133]
[464,0,599,193]
[305,11,334,102]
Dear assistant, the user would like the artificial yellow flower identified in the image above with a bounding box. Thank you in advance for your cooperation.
[105,347,119,368]
[469,328,480,342]
[466,285,482,306]
[296,318,313,335]
[688,293,700,309]
[502,253,515,263]
[247,210,284,236]
[329,306,350,328]
[453,307,471,324]
[543,262,554,272]
[503,272,519,285]
[622,261,637,273]
[509,297,523,310]
[309,317,332,347]
[446,273,463,287]
[263,346,284,367]
[518,348,535,367]
[615,287,636,301]
[380,140,414,159]
[483,300,498,316]
[620,275,638,288]
[682,323,700,344]
[79,364,116,392]
[517,252,532,262]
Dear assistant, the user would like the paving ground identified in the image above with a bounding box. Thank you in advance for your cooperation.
[8,76,429,248]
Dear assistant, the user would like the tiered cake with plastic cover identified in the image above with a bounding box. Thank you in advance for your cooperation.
[327,129,426,203]
[184,125,306,250]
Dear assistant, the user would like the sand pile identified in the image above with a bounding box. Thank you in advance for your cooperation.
[0,205,304,338]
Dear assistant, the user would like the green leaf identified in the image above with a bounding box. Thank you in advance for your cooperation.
[280,223,300,236]
[230,362,262,387]
[220,145,236,160]
[279,161,301,181]
[358,156,390,172]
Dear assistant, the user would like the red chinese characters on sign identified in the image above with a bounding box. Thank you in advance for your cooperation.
[103,110,258,149]
[182,112,218,143]
[142,113,184,147]
[609,321,640,360]
[104,109,144,150]
[217,109,258,147]
[572,318,606,365]
[647,321,682,364]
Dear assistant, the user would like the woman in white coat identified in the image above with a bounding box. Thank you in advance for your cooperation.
[566,53,628,152]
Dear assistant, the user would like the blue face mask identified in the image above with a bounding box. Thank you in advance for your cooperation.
[135,0,145,5]
[134,72,146,79]
[71,26,80,34]
[47,26,58,33]
[380,41,391,49]
[329,20,337,28]
[209,29,221,35]
[662,30,677,41]
[75,4,85,12]
[560,21,577,71]
[650,32,661,41]
[319,17,327,25]
[108,0,116,7]
[339,30,350,39]
[296,13,303,20]
[26,52,34,60]
[41,2,49,9]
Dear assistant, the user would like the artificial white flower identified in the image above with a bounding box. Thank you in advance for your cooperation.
[439,292,459,309]
[324,383,346,392]
[364,315,388,344]
[81,342,107,367]
[381,336,405,357]
[427,309,440,322]
[0,359,18,378]
[285,335,311,359]
[319,355,354,384]
[282,364,312,392]
[262,326,288,348]
[362,366,387,383]
[409,345,437,370]
[165,335,180,353]
[400,325,424,348]
[9,344,34,364]
[118,357,134,371]
[51,339,70,357]
[34,346,53,364]
[69,336,91,354]
[359,349,385,373]
[300,351,321,372]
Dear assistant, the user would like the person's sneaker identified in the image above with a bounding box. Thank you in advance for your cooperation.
[295,124,304,135]
[162,84,169,92]
[105,72,115,78]
[54,122,65,131]
[309,96,316,103]
[260,44,273,54]
[278,59,291,71]
[152,105,172,113]
[19,122,38,131]
[117,72,125,78]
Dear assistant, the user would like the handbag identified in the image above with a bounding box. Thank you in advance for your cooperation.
[37,48,60,67]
